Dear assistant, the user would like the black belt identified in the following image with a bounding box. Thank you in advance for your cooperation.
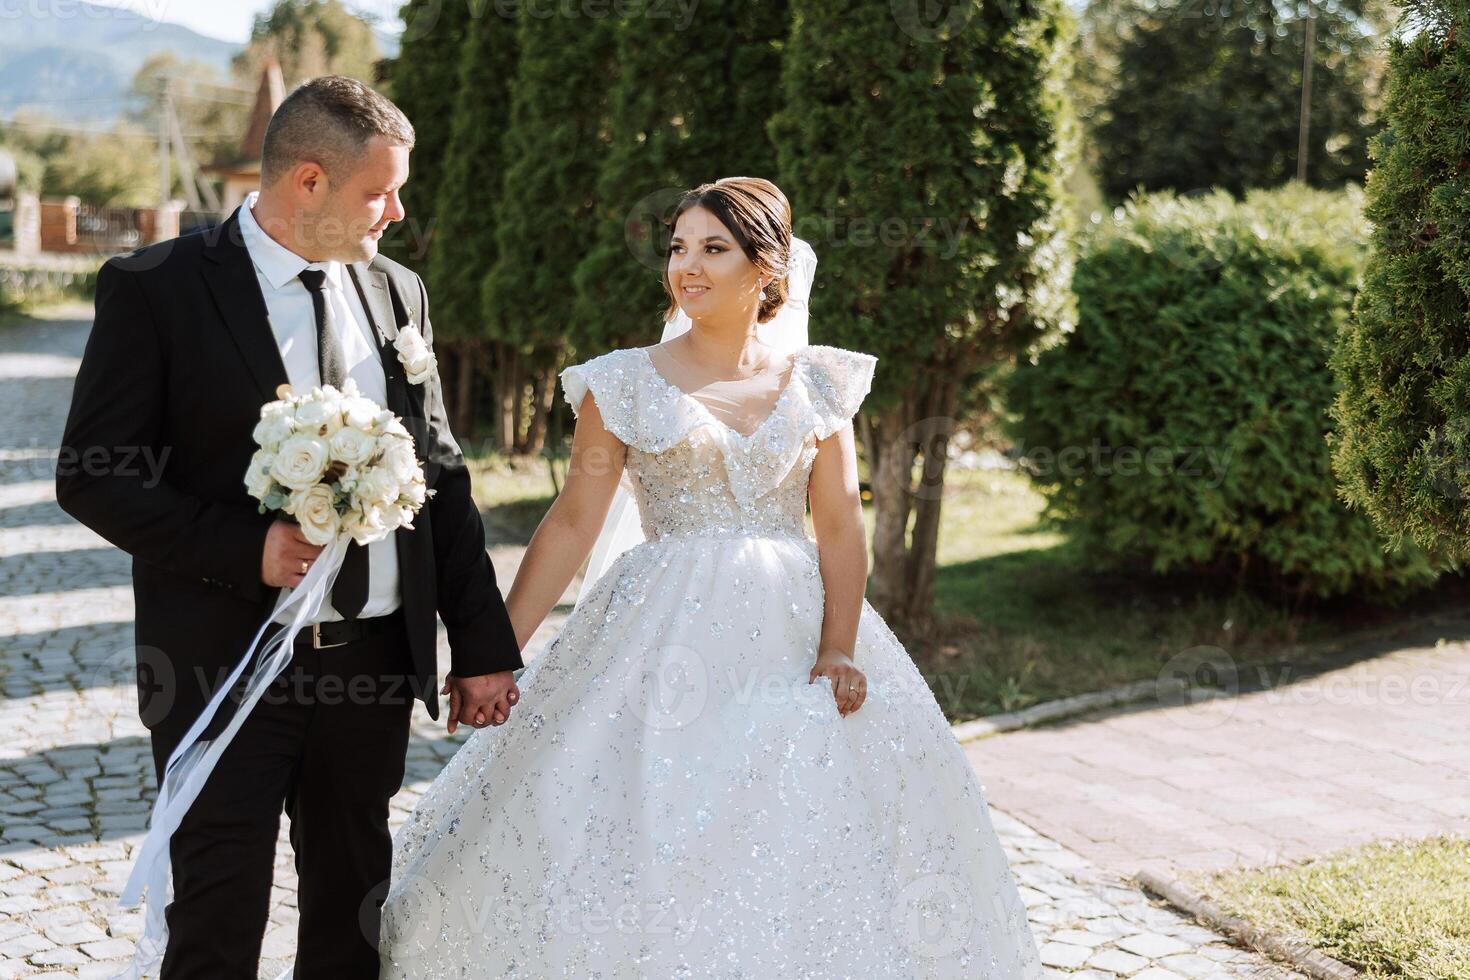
[293,609,405,649]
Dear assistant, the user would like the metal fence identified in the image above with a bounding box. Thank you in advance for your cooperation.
[73,204,143,252]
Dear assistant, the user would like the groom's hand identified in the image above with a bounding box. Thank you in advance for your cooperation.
[261,520,325,588]
[441,671,520,734]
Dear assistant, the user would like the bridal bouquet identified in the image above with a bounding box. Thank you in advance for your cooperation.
[114,380,432,980]
[245,378,433,544]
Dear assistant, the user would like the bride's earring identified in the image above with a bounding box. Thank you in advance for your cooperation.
[758,279,768,301]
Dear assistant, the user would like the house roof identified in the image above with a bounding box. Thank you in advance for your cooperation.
[239,59,286,163]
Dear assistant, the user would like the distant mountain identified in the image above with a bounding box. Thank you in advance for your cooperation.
[0,2,240,121]
[0,1,401,125]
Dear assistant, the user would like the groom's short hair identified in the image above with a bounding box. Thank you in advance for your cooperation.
[261,75,415,187]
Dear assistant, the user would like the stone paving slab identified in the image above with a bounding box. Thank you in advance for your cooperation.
[965,622,1470,881]
[0,307,1304,978]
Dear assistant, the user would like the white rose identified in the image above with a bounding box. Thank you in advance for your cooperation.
[401,476,427,507]
[347,503,391,545]
[252,414,295,449]
[374,502,406,532]
[384,438,419,482]
[395,325,428,357]
[244,448,276,500]
[394,325,437,384]
[341,394,381,430]
[403,349,436,385]
[355,465,400,506]
[288,484,339,545]
[294,399,343,439]
[318,387,345,418]
[270,434,330,490]
[330,426,378,467]
[261,398,293,420]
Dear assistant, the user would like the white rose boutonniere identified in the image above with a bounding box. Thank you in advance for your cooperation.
[393,321,437,385]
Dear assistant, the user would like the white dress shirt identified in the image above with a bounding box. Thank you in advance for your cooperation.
[238,190,402,625]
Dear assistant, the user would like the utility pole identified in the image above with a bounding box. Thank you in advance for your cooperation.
[1296,0,1316,183]
[157,76,171,206]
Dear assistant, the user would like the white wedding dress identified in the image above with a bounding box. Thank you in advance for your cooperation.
[378,343,1044,979]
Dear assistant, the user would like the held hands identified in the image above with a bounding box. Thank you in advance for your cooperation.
[442,671,520,734]
[810,650,867,717]
[261,519,325,588]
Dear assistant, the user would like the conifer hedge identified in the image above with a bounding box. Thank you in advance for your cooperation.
[1328,1,1470,569]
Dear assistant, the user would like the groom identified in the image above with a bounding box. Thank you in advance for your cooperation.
[55,76,522,978]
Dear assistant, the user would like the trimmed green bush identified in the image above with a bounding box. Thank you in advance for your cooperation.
[0,262,97,314]
[1005,184,1436,599]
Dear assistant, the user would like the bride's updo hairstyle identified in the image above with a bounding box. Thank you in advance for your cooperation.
[662,176,793,325]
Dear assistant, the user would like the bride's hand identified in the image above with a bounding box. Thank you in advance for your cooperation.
[441,671,520,734]
[809,651,866,716]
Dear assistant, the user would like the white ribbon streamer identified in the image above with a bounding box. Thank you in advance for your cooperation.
[110,532,351,980]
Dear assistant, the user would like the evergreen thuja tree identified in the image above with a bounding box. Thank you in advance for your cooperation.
[425,4,519,434]
[386,0,474,270]
[571,0,789,359]
[770,0,1074,624]
[1329,0,1470,567]
[480,8,615,454]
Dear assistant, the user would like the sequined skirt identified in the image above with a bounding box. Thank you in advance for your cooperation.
[379,534,1043,979]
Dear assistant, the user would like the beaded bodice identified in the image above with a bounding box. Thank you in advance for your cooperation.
[560,345,877,542]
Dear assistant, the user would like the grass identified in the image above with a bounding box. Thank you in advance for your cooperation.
[1186,835,1470,979]
[466,449,559,547]
[911,468,1344,721]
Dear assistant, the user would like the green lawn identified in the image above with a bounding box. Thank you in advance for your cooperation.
[468,449,1470,724]
[467,450,560,547]
[1188,835,1470,979]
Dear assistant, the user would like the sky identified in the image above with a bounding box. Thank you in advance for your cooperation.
[92,0,404,44]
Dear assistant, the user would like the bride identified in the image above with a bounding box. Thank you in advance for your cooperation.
[378,177,1043,978]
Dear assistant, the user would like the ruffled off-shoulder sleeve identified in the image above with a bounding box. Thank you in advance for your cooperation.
[559,349,639,444]
[801,345,878,439]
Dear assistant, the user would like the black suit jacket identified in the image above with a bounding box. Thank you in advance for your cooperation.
[56,208,522,745]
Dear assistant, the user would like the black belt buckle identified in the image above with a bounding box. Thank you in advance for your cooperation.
[310,622,352,649]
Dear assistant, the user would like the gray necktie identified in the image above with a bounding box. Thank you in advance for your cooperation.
[297,267,369,621]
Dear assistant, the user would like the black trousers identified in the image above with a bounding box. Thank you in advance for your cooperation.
[148,611,417,980]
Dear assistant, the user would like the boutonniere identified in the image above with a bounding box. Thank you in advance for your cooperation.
[392,320,437,385]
